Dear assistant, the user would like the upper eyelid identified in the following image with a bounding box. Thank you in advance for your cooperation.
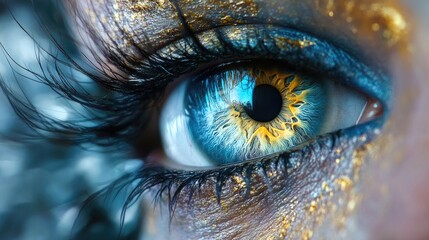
[130,24,390,105]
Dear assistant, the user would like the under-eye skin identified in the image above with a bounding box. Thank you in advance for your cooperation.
[158,25,388,170]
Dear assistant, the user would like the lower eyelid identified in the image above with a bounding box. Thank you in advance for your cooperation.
[150,127,376,238]
[152,121,379,200]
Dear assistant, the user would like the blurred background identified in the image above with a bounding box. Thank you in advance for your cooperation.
[0,1,142,239]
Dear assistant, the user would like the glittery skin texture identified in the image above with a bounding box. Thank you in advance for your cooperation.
[70,0,408,63]
[316,0,408,47]
[66,0,409,239]
[163,130,377,239]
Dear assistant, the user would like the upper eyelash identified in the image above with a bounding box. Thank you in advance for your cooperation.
[0,11,293,146]
[1,0,389,147]
[4,0,294,148]
[0,2,203,146]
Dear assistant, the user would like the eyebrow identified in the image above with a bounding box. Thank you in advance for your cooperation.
[69,0,409,64]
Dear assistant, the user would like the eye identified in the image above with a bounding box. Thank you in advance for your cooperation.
[161,62,381,167]
[158,25,386,168]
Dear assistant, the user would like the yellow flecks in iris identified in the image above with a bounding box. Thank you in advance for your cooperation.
[229,107,241,118]
[214,67,311,155]
[242,70,309,149]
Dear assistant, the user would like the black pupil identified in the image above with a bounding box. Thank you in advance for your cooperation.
[244,84,283,122]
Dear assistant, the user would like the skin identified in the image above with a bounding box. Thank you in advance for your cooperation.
[64,0,429,239]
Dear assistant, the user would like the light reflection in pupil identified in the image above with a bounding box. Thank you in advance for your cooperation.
[243,84,283,122]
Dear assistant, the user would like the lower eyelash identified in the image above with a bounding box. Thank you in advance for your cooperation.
[84,124,377,232]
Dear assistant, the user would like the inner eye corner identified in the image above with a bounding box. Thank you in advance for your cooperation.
[358,96,385,124]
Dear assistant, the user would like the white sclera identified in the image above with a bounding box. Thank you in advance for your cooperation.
[161,79,371,168]
[160,81,212,167]
[320,82,368,134]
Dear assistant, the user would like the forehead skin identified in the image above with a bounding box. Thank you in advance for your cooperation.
[67,0,429,239]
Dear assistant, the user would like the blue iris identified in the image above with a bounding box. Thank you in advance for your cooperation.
[185,66,328,165]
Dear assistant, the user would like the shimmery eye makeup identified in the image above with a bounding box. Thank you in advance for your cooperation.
[140,24,391,103]
[1,1,401,239]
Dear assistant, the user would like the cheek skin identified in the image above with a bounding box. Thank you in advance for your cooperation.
[354,3,429,238]
[358,38,429,239]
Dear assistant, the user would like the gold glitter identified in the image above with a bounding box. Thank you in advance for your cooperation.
[368,3,408,46]
[322,181,332,193]
[220,15,234,24]
[308,201,317,213]
[176,0,259,29]
[231,175,246,191]
[347,199,357,211]
[70,1,409,238]
[275,36,315,49]
[278,213,296,239]
[335,176,353,191]
[318,0,408,48]
[130,0,168,12]
[346,16,353,23]
[302,229,313,240]
[372,23,381,31]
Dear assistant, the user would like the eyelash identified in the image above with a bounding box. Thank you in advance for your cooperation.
[3,4,387,234]
[92,122,378,228]
[99,132,339,216]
